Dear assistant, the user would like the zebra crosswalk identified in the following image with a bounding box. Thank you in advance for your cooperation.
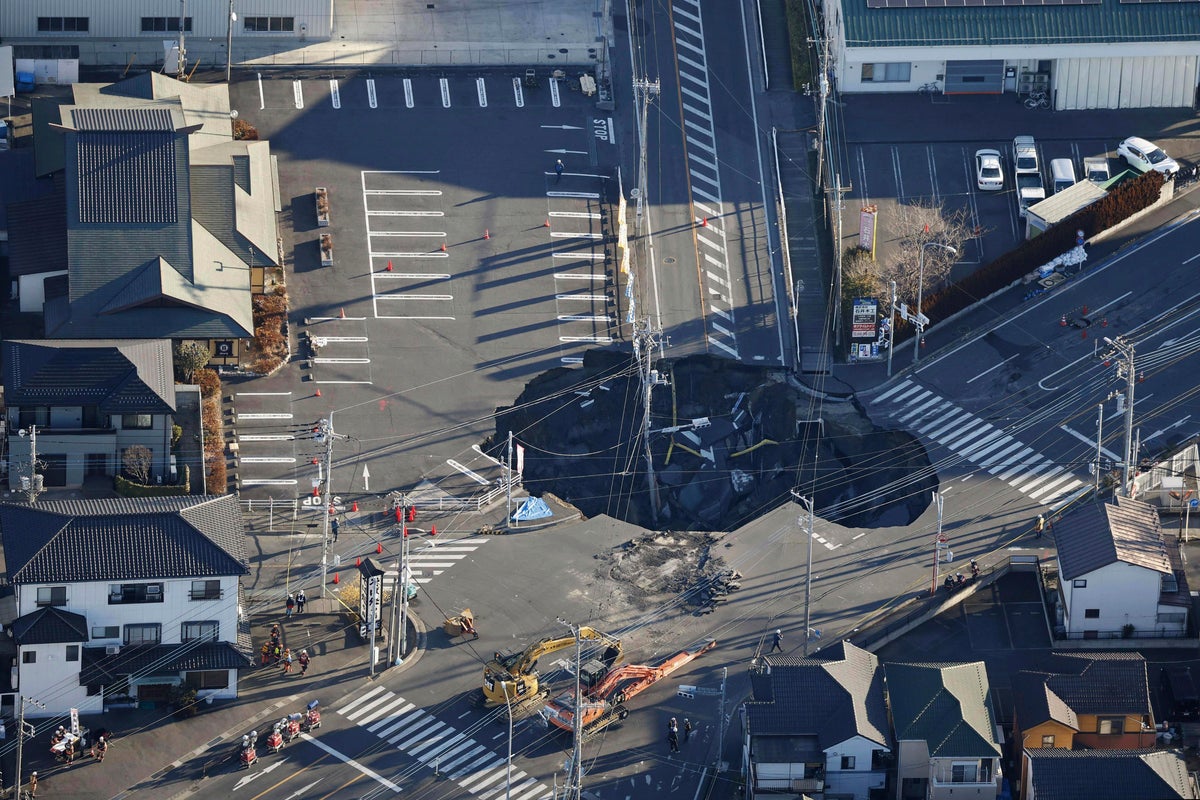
[381,537,488,593]
[871,380,1088,508]
[338,686,553,800]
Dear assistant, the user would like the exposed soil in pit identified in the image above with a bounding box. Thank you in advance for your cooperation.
[594,530,737,616]
[489,350,935,532]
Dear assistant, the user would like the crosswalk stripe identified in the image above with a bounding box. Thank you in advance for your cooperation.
[393,716,442,746]
[960,430,1006,460]
[338,684,388,715]
[968,434,1015,463]
[921,409,975,440]
[387,713,436,744]
[871,380,914,404]
[468,770,512,794]
[347,690,397,721]
[373,703,417,737]
[1010,462,1059,489]
[480,772,528,799]
[1029,471,1077,499]
[445,745,493,777]
[512,782,548,800]
[942,422,997,452]
[506,778,540,800]
[428,737,476,767]
[896,392,937,422]
[993,450,1038,479]
[399,719,448,749]
[359,694,408,726]
[410,727,457,758]
[906,401,952,428]
[887,382,926,406]
[367,698,415,731]
[983,440,1026,468]
[454,754,503,782]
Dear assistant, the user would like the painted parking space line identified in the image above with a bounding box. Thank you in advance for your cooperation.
[374,273,452,280]
[239,434,296,442]
[292,80,304,109]
[550,77,561,107]
[241,479,299,486]
[237,413,294,420]
[330,79,341,109]
[513,78,524,108]
[404,78,414,108]
[477,77,488,108]
[367,78,378,108]
[440,78,451,108]
[446,460,490,485]
[236,391,292,396]
[240,457,297,464]
[313,357,371,364]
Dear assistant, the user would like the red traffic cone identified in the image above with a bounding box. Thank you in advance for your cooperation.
[376,542,383,554]
[328,504,336,515]
[355,556,361,567]
[386,260,393,271]
[543,219,550,228]
[484,229,490,240]
[403,525,408,538]
[431,524,437,537]
[1104,359,1111,367]
[315,387,322,397]
[700,217,708,228]
[1060,314,1067,327]
[339,308,346,319]
[440,242,447,252]
[351,501,358,512]
[407,506,417,523]
[312,487,319,497]
[395,507,402,523]
[312,458,319,465]
[332,572,339,584]
[1101,318,1108,328]
[1082,304,1089,315]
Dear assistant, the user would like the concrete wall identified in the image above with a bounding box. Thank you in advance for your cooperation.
[17,270,68,313]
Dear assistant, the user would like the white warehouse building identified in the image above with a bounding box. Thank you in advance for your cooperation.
[0,0,332,69]
[819,0,1200,109]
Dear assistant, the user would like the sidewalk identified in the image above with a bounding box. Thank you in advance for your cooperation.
[9,601,424,800]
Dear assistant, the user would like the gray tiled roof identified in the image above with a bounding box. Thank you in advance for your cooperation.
[80,639,253,685]
[3,339,175,413]
[11,606,89,645]
[0,495,249,585]
[1013,671,1078,733]
[840,0,1200,48]
[1026,749,1197,800]
[886,661,1002,759]
[1056,498,1171,581]
[7,187,68,277]
[70,115,180,225]
[748,641,892,750]
[1042,653,1153,717]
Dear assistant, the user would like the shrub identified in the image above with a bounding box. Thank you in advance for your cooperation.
[171,686,200,718]
[115,466,191,497]
[249,288,289,374]
[205,451,227,495]
[171,424,183,449]
[195,368,221,398]
[173,341,212,383]
[232,118,259,141]
[122,445,153,483]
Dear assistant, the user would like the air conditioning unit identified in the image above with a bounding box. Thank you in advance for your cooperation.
[105,645,120,656]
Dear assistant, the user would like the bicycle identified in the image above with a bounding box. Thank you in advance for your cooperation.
[1024,90,1050,109]
[917,81,942,96]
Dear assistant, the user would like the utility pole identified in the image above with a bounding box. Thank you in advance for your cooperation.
[506,431,515,529]
[557,618,584,800]
[17,426,43,504]
[397,527,413,664]
[1103,337,1137,496]
[176,0,188,81]
[887,280,898,377]
[634,320,666,524]
[13,696,44,799]
[632,77,660,239]
[1095,403,1103,494]
[314,416,345,598]
[716,666,727,772]
[791,490,815,655]
[225,0,235,82]
[931,492,947,595]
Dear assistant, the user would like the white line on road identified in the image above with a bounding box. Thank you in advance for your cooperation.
[241,479,299,486]
[513,78,524,108]
[446,460,490,485]
[376,314,456,320]
[312,380,374,384]
[309,315,366,321]
[238,434,295,442]
[375,294,453,301]
[367,78,378,108]
[404,78,414,108]
[329,79,341,109]
[550,211,602,219]
[440,78,451,108]
[300,734,401,792]
[550,77,561,107]
[1185,252,1200,265]
[477,77,488,107]
[236,391,292,396]
[554,273,605,280]
[237,413,294,420]
[966,352,1021,384]
[240,457,297,464]
[313,357,371,364]
[256,72,265,109]
[561,335,614,343]
[292,80,304,109]
[309,336,368,343]
[375,273,451,280]
[1059,424,1122,462]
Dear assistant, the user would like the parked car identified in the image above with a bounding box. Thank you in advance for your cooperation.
[975,149,1004,191]
[1118,136,1179,176]
[1050,159,1077,194]
[1013,135,1039,175]
[1017,173,1046,218]
[1083,156,1111,184]
[1161,666,1200,721]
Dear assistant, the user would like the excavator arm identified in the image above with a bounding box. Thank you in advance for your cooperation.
[494,627,622,678]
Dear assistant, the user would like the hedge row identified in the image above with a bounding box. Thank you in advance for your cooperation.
[115,465,191,497]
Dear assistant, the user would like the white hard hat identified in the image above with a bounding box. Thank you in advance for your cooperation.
[776,629,782,635]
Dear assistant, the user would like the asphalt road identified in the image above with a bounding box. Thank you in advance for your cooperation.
[226,69,624,502]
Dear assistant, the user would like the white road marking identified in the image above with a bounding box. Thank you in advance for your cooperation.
[313,357,371,364]
[367,210,445,217]
[1059,424,1123,462]
[300,734,401,793]
[446,460,490,485]
[375,273,451,280]
[440,78,451,108]
[241,479,299,486]
[237,413,293,420]
[238,434,295,442]
[404,78,414,108]
[513,78,524,108]
[257,72,265,109]
[309,336,369,343]
[375,294,453,301]
[561,335,614,343]
[365,189,443,196]
[292,80,304,109]
[477,77,488,107]
[550,77,561,107]
[551,211,602,219]
[554,273,605,280]
[240,457,297,464]
[966,353,1021,384]
[330,79,341,109]
[236,391,292,396]
[367,78,378,108]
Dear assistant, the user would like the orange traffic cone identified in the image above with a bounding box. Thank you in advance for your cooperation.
[700,217,708,228]
[339,308,346,319]
[376,542,383,554]
[386,260,393,271]
[1081,329,1087,340]
[332,572,339,584]
[351,501,358,512]
[431,524,437,536]
[315,388,322,397]
[543,219,550,228]
[440,242,447,252]
[1060,314,1067,327]
[312,486,319,497]
[1082,305,1089,315]
[355,556,361,567]
[484,229,490,240]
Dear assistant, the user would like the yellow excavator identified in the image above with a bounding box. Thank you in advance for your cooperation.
[479,627,622,716]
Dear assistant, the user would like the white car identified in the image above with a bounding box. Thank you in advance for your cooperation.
[1013,135,1039,175]
[1118,136,1179,176]
[975,149,1004,191]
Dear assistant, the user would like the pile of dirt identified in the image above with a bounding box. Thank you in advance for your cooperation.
[593,530,737,615]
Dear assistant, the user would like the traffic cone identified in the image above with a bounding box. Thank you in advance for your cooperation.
[376,542,383,554]
[1101,318,1108,328]
[920,337,926,348]
[386,260,393,272]
[1082,304,1089,315]
[484,229,490,240]
[351,501,358,512]
[332,572,339,584]
[1060,314,1067,327]
[339,308,346,319]
[329,504,336,515]
[440,242,447,252]
[431,524,437,537]
[315,388,322,397]
[355,556,361,567]
[543,219,550,228]
[700,217,708,228]
[312,487,319,497]
[395,507,402,523]
[403,524,408,538]
[1081,329,1087,340]
[312,458,319,465]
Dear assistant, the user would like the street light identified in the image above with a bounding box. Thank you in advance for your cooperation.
[913,242,958,363]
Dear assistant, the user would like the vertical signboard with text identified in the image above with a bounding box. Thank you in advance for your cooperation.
[849,298,882,362]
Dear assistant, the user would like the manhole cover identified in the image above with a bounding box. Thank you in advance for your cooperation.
[664,257,677,264]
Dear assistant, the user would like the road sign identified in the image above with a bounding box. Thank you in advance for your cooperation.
[1191,498,1198,509]
[915,312,930,327]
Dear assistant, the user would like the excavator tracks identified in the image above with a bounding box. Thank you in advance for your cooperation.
[581,705,629,742]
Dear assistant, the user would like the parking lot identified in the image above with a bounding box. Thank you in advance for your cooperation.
[836,93,1199,283]
[227,69,624,500]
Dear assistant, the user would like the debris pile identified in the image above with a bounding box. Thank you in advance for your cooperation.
[594,531,732,614]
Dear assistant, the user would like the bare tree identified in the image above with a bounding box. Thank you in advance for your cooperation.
[173,341,212,383]
[877,200,975,305]
[123,445,153,484]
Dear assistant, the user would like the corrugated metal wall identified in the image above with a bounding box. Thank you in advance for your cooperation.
[1055,56,1197,110]
[0,0,331,39]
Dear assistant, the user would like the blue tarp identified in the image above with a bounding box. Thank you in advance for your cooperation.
[512,497,553,521]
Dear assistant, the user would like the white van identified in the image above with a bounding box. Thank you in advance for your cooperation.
[1050,158,1076,194]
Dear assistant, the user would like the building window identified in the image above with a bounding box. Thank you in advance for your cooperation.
[91,625,119,639]
[861,63,911,83]
[36,586,67,607]
[185,670,230,690]
[1041,734,1055,748]
[244,16,295,32]
[190,580,222,600]
[65,645,80,662]
[950,762,978,783]
[840,755,856,770]
[1084,608,1100,618]
[109,583,163,604]
[18,407,50,428]
[1073,579,1087,588]
[22,651,36,664]
[124,623,161,646]
[37,17,89,32]
[1098,717,1124,735]
[141,17,192,32]
[121,413,153,429]
[182,621,219,642]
